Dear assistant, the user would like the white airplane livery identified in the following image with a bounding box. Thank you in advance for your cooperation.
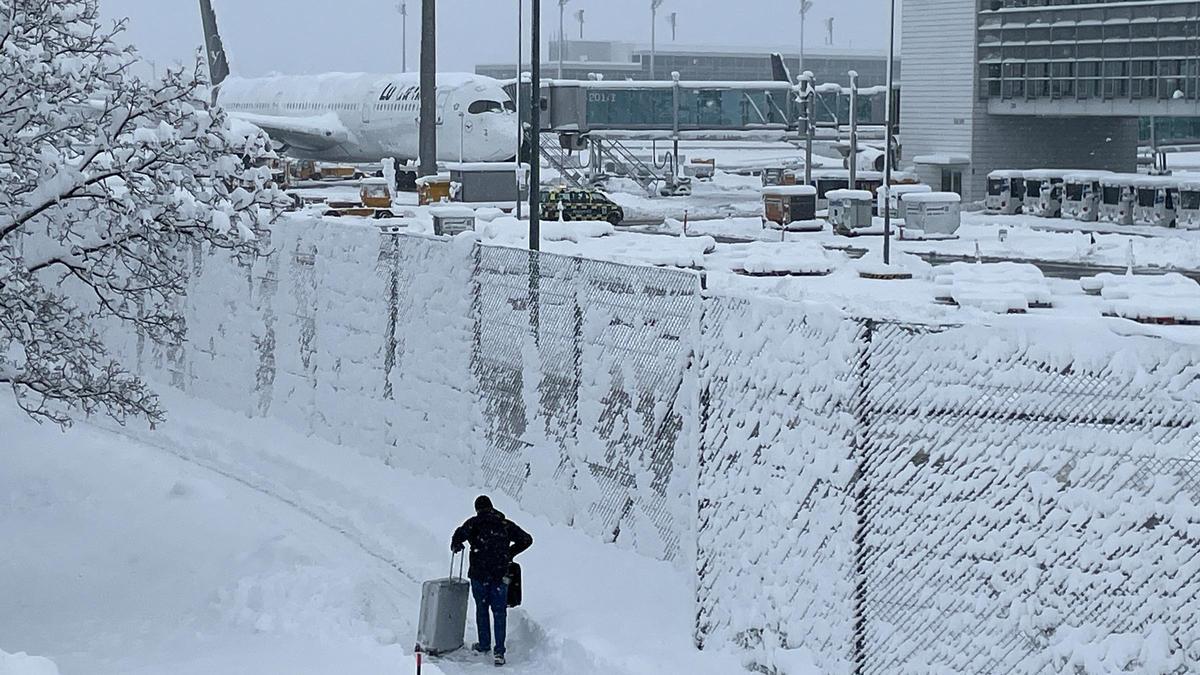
[200,1,518,164]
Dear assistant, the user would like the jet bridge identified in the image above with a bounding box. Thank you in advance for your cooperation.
[506,78,891,195]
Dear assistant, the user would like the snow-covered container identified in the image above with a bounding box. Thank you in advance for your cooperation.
[685,158,716,180]
[1098,174,1137,225]
[811,169,850,210]
[984,170,1025,215]
[1132,175,1179,228]
[1176,179,1200,230]
[902,192,961,237]
[760,167,787,187]
[826,189,874,235]
[446,162,526,204]
[1021,169,1071,218]
[417,172,453,205]
[762,184,821,232]
[1083,272,1200,324]
[875,183,933,219]
[933,261,1053,313]
[429,205,477,236]
[726,241,835,276]
[1061,171,1112,222]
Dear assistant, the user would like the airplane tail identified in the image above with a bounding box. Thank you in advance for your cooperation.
[199,0,230,87]
[769,52,794,85]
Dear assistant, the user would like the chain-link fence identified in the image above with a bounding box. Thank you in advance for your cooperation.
[110,222,1199,671]
[697,296,1200,674]
[472,244,701,560]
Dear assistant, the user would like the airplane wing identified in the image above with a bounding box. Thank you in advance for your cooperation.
[227,111,350,153]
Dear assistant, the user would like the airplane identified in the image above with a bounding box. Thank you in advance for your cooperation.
[199,0,518,165]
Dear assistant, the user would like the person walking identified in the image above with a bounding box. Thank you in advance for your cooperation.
[451,495,533,667]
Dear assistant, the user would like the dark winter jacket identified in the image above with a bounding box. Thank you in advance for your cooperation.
[451,508,533,583]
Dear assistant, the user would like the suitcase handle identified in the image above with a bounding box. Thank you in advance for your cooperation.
[450,550,465,580]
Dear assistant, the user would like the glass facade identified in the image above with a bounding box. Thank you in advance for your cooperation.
[583,86,795,130]
[978,0,1200,102]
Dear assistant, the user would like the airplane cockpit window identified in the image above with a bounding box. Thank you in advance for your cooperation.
[468,100,505,114]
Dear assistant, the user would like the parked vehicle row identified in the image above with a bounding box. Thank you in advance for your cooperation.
[985,169,1200,229]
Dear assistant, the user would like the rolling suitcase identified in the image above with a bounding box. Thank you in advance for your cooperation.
[416,552,470,656]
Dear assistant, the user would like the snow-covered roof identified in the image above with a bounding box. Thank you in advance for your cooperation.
[987,169,1025,179]
[428,205,477,218]
[361,177,389,185]
[1100,173,1140,186]
[1063,171,1114,182]
[904,191,961,204]
[415,172,452,186]
[912,154,970,166]
[1132,175,1181,189]
[762,185,817,196]
[568,80,791,90]
[1022,169,1073,180]
[874,184,932,196]
[810,169,885,180]
[825,189,873,201]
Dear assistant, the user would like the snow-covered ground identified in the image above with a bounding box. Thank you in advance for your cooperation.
[1,390,749,675]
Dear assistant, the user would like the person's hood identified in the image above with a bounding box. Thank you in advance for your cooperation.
[478,507,506,521]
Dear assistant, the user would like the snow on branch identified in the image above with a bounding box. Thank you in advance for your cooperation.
[0,0,289,425]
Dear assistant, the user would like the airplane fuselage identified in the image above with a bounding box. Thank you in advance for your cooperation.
[218,72,518,164]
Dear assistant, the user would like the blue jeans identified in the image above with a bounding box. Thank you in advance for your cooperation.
[471,579,509,656]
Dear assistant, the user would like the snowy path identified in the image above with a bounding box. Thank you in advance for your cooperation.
[1,392,743,674]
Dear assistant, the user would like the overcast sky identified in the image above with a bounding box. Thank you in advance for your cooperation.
[99,0,897,77]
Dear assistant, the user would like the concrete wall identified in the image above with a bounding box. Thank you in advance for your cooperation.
[969,115,1139,202]
[899,0,979,190]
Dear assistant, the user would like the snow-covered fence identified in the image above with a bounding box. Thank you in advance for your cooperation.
[109,217,701,561]
[696,296,865,672]
[472,245,701,560]
[696,299,1200,674]
[120,219,479,477]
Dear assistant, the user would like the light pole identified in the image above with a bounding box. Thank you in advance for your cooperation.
[418,0,436,177]
[516,0,524,219]
[650,0,664,80]
[558,0,570,79]
[799,0,813,78]
[530,0,541,251]
[398,2,407,72]
[882,0,896,265]
[668,11,677,41]
[576,9,585,39]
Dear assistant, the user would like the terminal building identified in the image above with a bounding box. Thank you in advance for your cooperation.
[902,0,1200,202]
[477,40,897,87]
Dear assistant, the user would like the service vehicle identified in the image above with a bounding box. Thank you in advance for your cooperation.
[539,187,625,225]
[323,178,397,219]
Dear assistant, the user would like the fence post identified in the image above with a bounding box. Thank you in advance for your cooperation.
[529,249,541,346]
[852,319,874,674]
[382,234,400,401]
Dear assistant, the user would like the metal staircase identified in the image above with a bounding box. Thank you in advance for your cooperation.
[537,133,589,188]
[596,139,665,195]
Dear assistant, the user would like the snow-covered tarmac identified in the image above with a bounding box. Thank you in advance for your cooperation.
[1,391,749,674]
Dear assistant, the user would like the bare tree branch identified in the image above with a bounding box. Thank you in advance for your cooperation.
[0,0,289,426]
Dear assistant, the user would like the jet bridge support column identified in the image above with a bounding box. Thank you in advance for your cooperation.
[802,71,815,186]
[671,72,681,185]
[589,136,604,184]
[849,70,859,188]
